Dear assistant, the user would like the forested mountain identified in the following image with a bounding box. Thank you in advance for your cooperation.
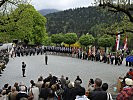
[39,9,59,16]
[45,6,122,36]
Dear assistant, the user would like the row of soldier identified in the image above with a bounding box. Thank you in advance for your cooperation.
[11,46,73,58]
[10,45,125,66]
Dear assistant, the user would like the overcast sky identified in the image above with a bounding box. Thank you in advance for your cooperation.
[31,0,94,10]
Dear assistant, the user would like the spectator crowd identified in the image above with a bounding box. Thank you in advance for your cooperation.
[0,73,133,100]
[0,45,132,100]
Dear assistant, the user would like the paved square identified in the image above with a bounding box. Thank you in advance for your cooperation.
[0,55,129,89]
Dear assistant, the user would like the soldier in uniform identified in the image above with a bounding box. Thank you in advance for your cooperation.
[37,47,40,55]
[20,47,24,56]
[45,53,48,65]
[25,47,29,56]
[115,55,118,65]
[29,47,32,56]
[22,62,26,77]
[32,48,36,56]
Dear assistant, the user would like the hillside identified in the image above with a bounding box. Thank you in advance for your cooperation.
[38,9,59,16]
[45,7,122,36]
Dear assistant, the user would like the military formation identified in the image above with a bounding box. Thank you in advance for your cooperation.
[10,45,132,67]
[0,50,9,76]
[11,46,73,58]
[0,44,132,77]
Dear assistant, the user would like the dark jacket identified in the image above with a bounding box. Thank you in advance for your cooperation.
[39,88,50,99]
[88,87,107,100]
[70,86,84,100]
[63,87,73,100]
[16,92,28,100]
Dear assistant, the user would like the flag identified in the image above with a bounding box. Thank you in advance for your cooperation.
[92,46,96,56]
[88,47,91,56]
[116,34,120,51]
[124,36,128,50]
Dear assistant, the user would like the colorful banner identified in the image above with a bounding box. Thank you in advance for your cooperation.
[124,36,128,50]
[116,34,120,51]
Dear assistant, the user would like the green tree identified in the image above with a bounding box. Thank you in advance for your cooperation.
[63,33,78,47]
[46,7,119,35]
[90,23,109,37]
[43,36,52,46]
[9,4,34,42]
[98,34,115,52]
[95,0,133,23]
[0,4,47,44]
[0,33,11,43]
[0,15,12,43]
[0,0,30,8]
[79,34,95,47]
[51,33,64,46]
[105,16,133,49]
[105,16,133,35]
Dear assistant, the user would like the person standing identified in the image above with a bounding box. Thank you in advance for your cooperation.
[29,81,39,100]
[110,54,115,64]
[16,86,28,100]
[75,76,82,84]
[88,78,107,100]
[22,62,26,77]
[45,53,48,65]
[116,78,133,100]
[115,55,118,65]
[8,87,18,100]
[102,83,113,100]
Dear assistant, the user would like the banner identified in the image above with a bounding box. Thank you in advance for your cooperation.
[116,34,120,51]
[124,36,128,50]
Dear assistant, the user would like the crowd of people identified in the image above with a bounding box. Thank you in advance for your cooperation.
[0,45,131,100]
[0,50,9,64]
[0,50,9,76]
[116,68,133,100]
[0,73,133,100]
[76,50,124,66]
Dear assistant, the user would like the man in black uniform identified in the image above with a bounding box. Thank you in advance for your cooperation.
[22,62,26,77]
[45,53,48,65]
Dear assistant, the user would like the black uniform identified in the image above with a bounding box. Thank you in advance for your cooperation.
[45,54,48,65]
[22,62,26,77]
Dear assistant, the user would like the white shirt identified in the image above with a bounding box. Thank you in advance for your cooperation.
[75,95,90,100]
[29,86,39,100]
